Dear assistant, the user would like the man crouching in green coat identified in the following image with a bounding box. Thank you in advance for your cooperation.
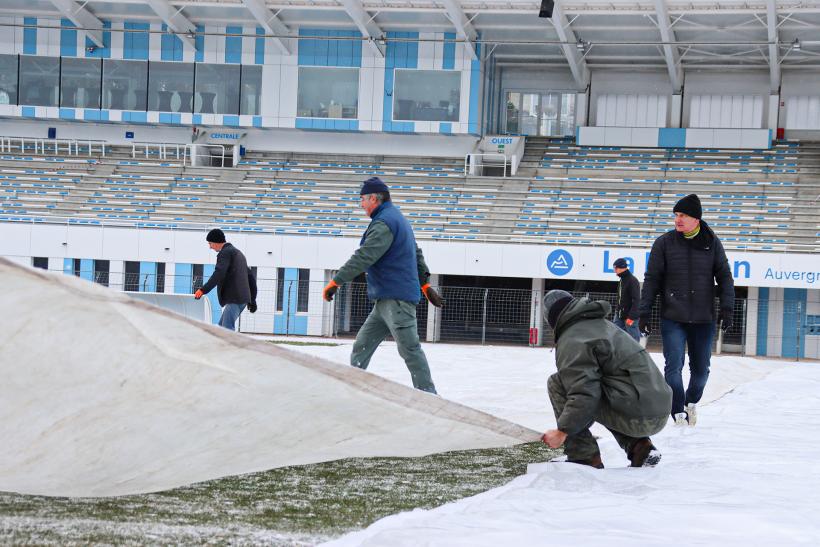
[541,290,672,469]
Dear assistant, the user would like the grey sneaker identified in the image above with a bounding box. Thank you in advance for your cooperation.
[673,412,688,426]
[685,403,697,427]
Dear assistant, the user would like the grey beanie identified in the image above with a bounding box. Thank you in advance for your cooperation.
[543,289,574,329]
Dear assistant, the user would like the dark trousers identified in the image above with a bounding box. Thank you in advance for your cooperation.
[548,373,667,461]
[660,318,715,416]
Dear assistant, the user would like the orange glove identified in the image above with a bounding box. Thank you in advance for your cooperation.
[323,280,339,302]
[625,318,634,327]
[194,289,203,300]
[421,283,444,308]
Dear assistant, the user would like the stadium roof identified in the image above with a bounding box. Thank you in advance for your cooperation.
[4,1,820,87]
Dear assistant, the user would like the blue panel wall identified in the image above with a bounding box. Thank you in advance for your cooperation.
[79,259,93,281]
[139,261,157,292]
[298,29,362,68]
[60,19,77,57]
[383,31,418,133]
[782,288,807,358]
[63,258,73,276]
[659,128,687,148]
[756,287,769,356]
[85,20,112,58]
[255,27,265,65]
[161,24,183,61]
[203,264,221,324]
[174,263,192,294]
[23,17,37,55]
[123,21,150,60]
[225,25,243,64]
[195,25,204,62]
[442,32,456,70]
[274,268,308,335]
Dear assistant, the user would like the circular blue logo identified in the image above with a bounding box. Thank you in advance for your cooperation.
[547,249,573,276]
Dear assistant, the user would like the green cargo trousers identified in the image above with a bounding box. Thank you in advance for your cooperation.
[350,299,437,393]
[548,373,667,461]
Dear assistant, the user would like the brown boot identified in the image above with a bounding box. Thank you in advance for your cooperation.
[567,453,604,469]
[628,438,661,468]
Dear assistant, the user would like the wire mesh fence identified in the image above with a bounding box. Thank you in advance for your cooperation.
[19,260,819,359]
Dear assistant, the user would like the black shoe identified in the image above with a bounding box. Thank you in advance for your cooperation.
[567,453,604,469]
[629,437,661,468]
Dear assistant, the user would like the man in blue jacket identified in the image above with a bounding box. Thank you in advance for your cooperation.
[323,177,443,393]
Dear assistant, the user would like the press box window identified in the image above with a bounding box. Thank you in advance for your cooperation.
[240,65,262,116]
[296,66,358,119]
[148,61,195,113]
[0,54,18,105]
[194,63,240,115]
[19,56,60,107]
[61,57,102,109]
[393,69,460,122]
[102,59,148,110]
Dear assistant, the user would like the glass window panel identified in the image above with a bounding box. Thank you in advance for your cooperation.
[393,69,460,122]
[240,65,262,116]
[297,66,358,119]
[19,56,59,107]
[102,60,147,110]
[0,54,18,105]
[297,268,310,313]
[194,63,240,115]
[60,57,101,109]
[148,61,194,113]
[504,92,520,134]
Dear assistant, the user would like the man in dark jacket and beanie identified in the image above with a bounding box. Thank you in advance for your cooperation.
[639,194,734,427]
[322,177,443,393]
[612,257,641,342]
[195,228,258,331]
[541,290,672,469]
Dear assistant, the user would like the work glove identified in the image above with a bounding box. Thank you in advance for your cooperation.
[248,302,257,314]
[421,283,445,308]
[639,316,652,336]
[323,280,339,302]
[194,289,203,300]
[720,309,733,332]
[625,318,635,327]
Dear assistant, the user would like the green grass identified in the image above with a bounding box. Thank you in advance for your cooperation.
[0,442,558,545]
[268,340,342,347]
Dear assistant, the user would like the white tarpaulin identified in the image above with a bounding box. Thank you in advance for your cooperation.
[0,258,540,497]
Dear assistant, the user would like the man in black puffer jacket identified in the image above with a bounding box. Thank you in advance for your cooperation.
[639,194,734,427]
[612,257,641,342]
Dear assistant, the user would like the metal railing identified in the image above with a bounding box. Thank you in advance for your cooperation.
[131,142,185,161]
[0,136,106,157]
[464,153,508,177]
[184,144,227,168]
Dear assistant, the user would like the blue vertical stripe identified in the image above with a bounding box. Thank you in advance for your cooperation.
[85,20,112,58]
[299,29,362,67]
[59,108,76,119]
[255,26,265,64]
[139,262,157,292]
[782,288,807,358]
[225,25,243,63]
[442,32,456,70]
[23,17,37,55]
[203,264,221,324]
[60,18,78,57]
[63,258,73,276]
[756,287,769,356]
[123,21,150,60]
[274,268,307,335]
[80,259,94,282]
[468,38,481,135]
[174,263,193,294]
[195,25,204,62]
[161,24,183,61]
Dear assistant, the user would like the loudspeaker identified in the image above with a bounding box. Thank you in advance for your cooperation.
[539,0,554,18]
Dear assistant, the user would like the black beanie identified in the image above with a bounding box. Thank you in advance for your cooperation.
[544,289,574,330]
[360,177,389,195]
[673,194,702,220]
[206,228,226,243]
[613,258,628,269]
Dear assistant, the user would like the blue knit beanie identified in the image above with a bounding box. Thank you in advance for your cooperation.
[360,177,389,195]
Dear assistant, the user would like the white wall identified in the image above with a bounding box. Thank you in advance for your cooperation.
[589,70,673,127]
[682,71,770,128]
[595,94,668,127]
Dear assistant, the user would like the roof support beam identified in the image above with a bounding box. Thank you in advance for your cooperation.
[440,0,478,61]
[337,0,385,58]
[144,0,197,51]
[241,0,291,55]
[550,2,590,91]
[654,0,684,93]
[766,0,781,91]
[48,0,105,48]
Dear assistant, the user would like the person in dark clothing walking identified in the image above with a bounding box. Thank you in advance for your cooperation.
[322,177,443,394]
[195,228,258,331]
[638,194,735,427]
[541,290,672,469]
[612,257,641,342]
